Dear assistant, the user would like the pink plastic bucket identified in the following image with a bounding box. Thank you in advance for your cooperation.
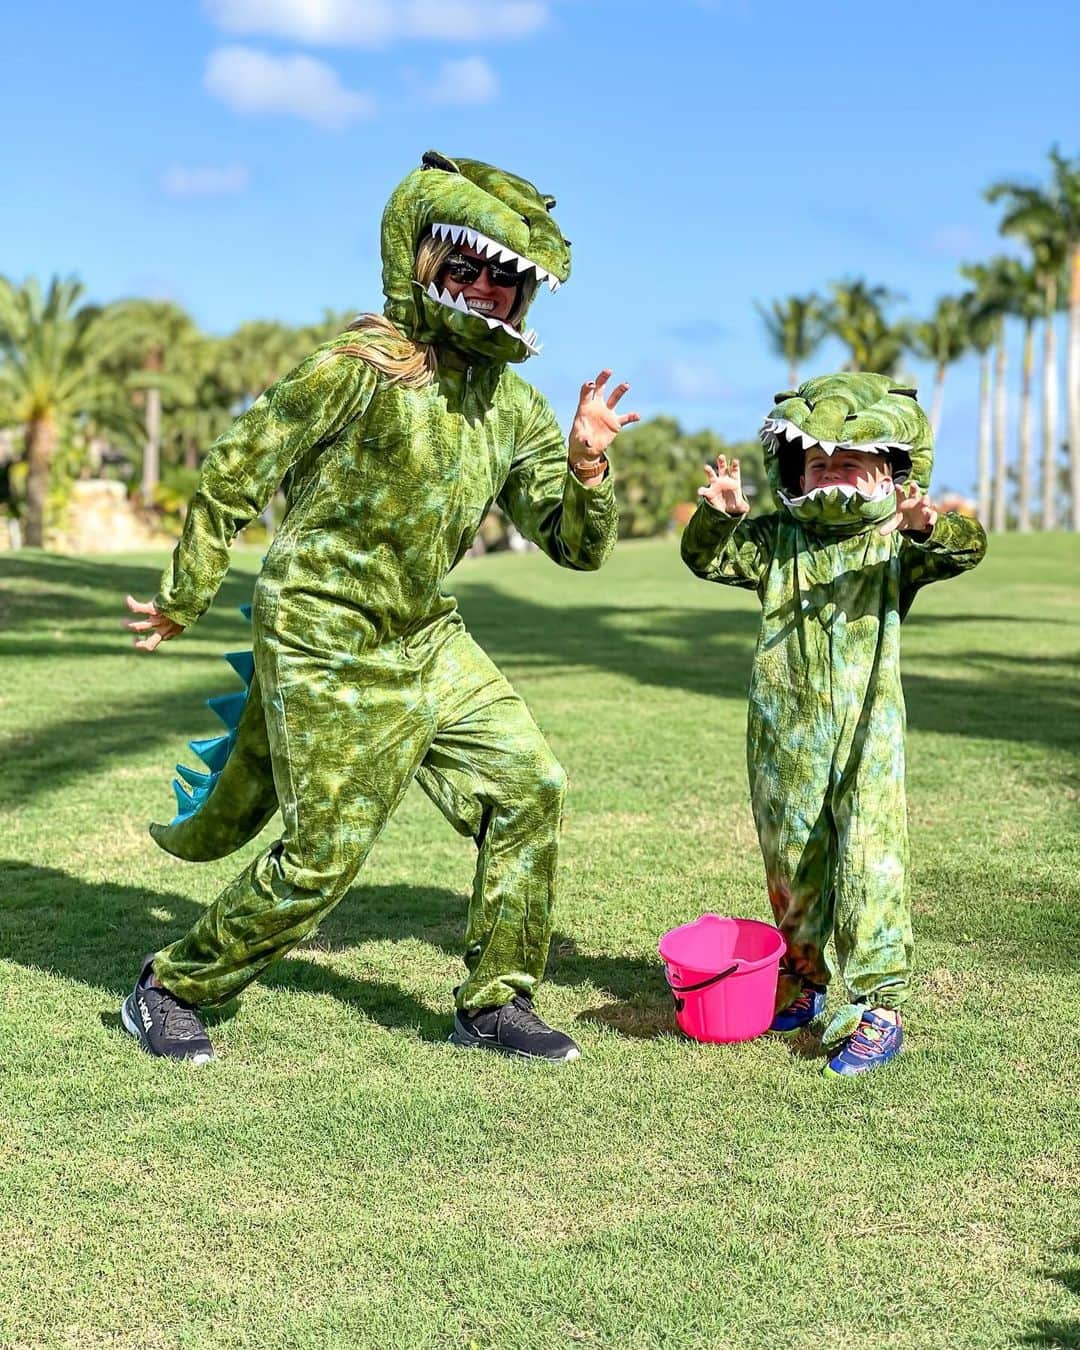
[659,914,786,1043]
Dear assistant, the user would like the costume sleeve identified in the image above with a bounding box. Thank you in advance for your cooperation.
[680,499,777,591]
[898,511,987,615]
[496,386,618,571]
[155,348,377,627]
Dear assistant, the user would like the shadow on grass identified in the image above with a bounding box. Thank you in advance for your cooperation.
[1020,1241,1080,1347]
[0,859,668,1041]
[455,581,1080,758]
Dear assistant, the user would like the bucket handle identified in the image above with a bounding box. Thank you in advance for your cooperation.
[667,963,739,1013]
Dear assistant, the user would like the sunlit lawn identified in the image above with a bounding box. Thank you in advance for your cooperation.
[1,534,1078,1348]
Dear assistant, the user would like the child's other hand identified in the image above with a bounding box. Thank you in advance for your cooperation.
[124,594,185,652]
[699,455,750,515]
[879,483,939,537]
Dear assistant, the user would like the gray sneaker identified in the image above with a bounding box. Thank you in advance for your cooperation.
[450,993,580,1062]
[120,956,215,1065]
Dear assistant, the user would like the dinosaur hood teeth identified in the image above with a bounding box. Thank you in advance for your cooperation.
[429,222,558,287]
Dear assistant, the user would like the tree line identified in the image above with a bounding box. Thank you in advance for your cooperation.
[0,146,1076,548]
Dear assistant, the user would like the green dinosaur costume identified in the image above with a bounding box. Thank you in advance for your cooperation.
[146,151,616,1013]
[680,373,986,1045]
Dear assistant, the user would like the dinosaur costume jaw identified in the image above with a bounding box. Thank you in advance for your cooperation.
[761,417,914,466]
[382,151,571,366]
[760,372,934,532]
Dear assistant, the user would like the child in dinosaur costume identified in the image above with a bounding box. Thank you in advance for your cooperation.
[120,150,638,1064]
[681,373,985,1076]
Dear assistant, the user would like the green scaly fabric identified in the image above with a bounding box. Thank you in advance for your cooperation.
[681,372,986,1047]
[147,152,613,1012]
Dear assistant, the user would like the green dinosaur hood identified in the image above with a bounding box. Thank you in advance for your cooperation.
[381,150,571,367]
[759,372,934,533]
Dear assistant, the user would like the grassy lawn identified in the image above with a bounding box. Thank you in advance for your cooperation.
[1,533,1078,1349]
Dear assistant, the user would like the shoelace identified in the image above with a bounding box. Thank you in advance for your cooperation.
[153,990,205,1043]
[789,986,818,1015]
[847,1021,888,1059]
[502,997,552,1037]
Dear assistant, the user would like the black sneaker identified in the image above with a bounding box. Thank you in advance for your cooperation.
[450,993,580,1062]
[120,956,215,1064]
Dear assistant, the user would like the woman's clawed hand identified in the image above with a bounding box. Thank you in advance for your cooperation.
[568,369,639,474]
[124,595,184,652]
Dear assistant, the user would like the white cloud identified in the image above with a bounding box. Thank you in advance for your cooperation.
[160,163,251,198]
[202,0,549,47]
[426,56,498,105]
[203,45,375,129]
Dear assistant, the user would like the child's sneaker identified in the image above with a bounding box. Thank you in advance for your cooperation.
[769,981,826,1033]
[823,1009,902,1078]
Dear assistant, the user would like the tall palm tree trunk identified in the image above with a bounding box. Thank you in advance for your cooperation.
[24,415,58,548]
[140,385,162,507]
[977,353,992,523]
[930,361,947,436]
[1069,243,1080,530]
[1042,278,1059,530]
[992,320,1008,532]
[1018,317,1034,531]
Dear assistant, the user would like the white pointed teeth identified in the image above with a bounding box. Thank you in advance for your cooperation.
[422,280,542,354]
[429,223,564,295]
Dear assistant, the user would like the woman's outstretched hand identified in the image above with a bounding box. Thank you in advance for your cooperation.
[698,455,750,515]
[124,595,184,652]
[568,369,640,479]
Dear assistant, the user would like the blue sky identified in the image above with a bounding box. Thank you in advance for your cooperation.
[3,0,1076,492]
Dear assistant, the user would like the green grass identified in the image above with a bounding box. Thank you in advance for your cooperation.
[1,535,1078,1349]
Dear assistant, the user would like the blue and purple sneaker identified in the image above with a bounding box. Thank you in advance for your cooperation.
[823,1009,902,1077]
[769,981,826,1033]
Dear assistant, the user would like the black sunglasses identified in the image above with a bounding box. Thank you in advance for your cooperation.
[442,251,521,289]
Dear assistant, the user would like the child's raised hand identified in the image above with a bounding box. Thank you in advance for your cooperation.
[698,455,750,516]
[124,594,185,652]
[879,483,939,537]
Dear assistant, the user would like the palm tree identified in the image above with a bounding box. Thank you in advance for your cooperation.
[1011,266,1044,531]
[0,275,143,546]
[909,295,970,437]
[826,279,909,376]
[961,291,998,524]
[986,168,1069,528]
[962,257,1025,532]
[755,294,828,387]
[1045,149,1080,530]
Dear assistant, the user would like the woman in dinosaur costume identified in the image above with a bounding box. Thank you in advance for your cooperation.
[120,150,638,1064]
[681,372,985,1075]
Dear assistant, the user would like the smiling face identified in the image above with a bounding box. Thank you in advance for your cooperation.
[438,243,520,322]
[801,447,893,495]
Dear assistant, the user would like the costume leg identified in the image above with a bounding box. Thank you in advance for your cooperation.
[153,642,433,1007]
[749,714,836,1012]
[831,735,911,1013]
[415,629,566,1011]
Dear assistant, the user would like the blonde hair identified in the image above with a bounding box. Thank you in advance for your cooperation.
[331,232,537,388]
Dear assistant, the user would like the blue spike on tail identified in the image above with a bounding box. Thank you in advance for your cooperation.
[189,733,234,773]
[172,780,199,819]
[225,650,255,686]
[208,692,247,730]
[176,763,215,791]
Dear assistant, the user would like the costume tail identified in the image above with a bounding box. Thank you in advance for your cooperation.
[149,605,279,861]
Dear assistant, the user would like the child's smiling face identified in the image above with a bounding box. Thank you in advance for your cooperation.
[801,447,893,495]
